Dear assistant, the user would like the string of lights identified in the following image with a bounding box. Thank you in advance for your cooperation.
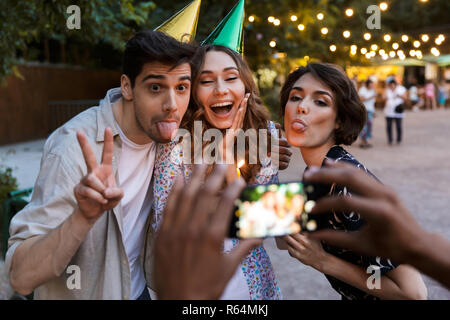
[246,1,446,60]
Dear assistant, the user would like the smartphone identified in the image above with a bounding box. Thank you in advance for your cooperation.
[228,181,331,239]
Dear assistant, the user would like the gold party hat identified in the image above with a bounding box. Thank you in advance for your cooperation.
[155,0,201,43]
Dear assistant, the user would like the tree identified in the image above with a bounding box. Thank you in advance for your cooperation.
[0,0,156,81]
[1,0,448,115]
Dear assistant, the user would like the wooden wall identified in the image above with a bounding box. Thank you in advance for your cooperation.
[0,64,121,145]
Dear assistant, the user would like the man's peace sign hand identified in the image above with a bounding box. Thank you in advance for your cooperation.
[74,128,123,225]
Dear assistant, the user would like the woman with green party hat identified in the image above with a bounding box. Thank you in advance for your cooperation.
[149,0,284,299]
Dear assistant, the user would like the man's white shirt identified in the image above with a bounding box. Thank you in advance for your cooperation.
[359,86,376,113]
[116,122,156,299]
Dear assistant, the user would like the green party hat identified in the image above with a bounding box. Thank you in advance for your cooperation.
[155,0,201,43]
[201,0,245,54]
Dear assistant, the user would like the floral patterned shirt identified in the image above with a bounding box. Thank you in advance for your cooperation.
[151,121,282,300]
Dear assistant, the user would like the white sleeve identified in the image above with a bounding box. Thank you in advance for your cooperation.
[358,87,366,99]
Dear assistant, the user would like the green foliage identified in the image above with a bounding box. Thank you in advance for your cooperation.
[0,0,156,80]
[0,167,18,239]
[0,167,18,205]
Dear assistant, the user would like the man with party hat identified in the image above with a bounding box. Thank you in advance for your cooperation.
[5,4,200,299]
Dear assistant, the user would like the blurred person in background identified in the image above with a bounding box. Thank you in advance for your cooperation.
[425,80,437,110]
[437,80,448,109]
[358,79,377,148]
[409,78,423,111]
[384,80,407,145]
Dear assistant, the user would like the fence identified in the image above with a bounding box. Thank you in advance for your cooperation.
[48,100,100,133]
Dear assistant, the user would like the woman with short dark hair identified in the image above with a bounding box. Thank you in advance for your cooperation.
[279,63,427,300]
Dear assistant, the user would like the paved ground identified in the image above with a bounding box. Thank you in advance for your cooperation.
[1,108,449,299]
[0,139,46,191]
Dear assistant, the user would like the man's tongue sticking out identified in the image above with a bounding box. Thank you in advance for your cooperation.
[156,121,178,141]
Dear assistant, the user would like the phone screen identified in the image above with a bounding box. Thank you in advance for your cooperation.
[230,182,320,238]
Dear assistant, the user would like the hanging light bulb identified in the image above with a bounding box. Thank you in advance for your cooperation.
[297,24,305,31]
[435,35,445,45]
[248,15,255,22]
[268,16,275,23]
[402,35,409,42]
[413,41,421,48]
[379,2,388,11]
[290,15,298,22]
[321,27,328,35]
[317,13,324,20]
[392,43,399,50]
[364,33,371,41]
[384,34,391,42]
[345,8,354,17]
[343,30,351,38]
[269,40,276,47]
[371,44,378,51]
[421,34,429,42]
[361,48,368,54]
[431,47,440,57]
[329,45,337,52]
